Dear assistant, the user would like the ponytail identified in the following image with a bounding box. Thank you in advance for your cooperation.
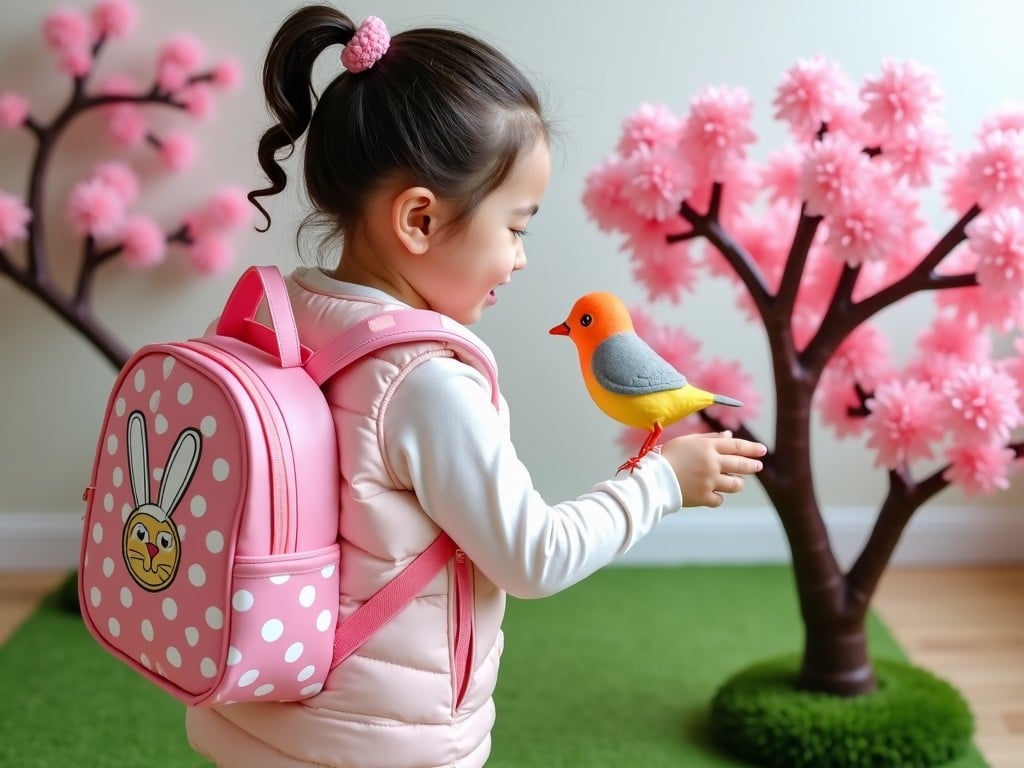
[249,5,355,231]
[249,6,550,253]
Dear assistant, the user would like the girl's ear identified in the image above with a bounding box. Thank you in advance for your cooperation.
[393,186,437,255]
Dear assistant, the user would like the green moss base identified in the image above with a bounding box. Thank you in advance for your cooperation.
[709,655,973,768]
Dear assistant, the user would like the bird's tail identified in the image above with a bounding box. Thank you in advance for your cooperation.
[713,394,743,407]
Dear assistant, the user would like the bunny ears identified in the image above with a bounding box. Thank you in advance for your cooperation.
[341,16,390,73]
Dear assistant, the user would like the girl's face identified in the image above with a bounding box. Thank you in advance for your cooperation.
[418,139,551,325]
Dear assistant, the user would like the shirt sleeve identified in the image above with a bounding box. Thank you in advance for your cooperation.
[381,353,683,599]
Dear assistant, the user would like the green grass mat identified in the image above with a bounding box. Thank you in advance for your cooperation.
[0,566,988,768]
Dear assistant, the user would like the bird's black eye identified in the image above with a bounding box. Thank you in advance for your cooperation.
[580,314,593,327]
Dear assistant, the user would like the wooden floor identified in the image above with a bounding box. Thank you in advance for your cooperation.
[873,566,1024,768]
[1,566,1022,767]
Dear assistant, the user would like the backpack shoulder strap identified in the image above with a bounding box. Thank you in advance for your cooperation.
[304,308,499,406]
[330,532,457,668]
[309,308,500,670]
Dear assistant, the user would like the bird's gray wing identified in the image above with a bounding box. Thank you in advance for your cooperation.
[591,333,686,395]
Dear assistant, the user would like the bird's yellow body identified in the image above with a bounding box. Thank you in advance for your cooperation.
[581,374,720,431]
[551,292,742,472]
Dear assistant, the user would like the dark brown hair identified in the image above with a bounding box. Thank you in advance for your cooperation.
[250,4,551,252]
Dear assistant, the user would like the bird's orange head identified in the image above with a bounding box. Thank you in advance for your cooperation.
[549,292,635,359]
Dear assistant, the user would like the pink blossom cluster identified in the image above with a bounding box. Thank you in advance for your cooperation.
[42,1,136,76]
[0,1,249,277]
[823,312,1023,495]
[64,162,247,273]
[586,56,1024,497]
[181,186,251,274]
[0,192,32,248]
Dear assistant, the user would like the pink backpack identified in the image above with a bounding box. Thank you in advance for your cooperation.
[79,266,497,707]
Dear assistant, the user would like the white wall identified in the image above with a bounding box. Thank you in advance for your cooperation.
[2,0,1023,568]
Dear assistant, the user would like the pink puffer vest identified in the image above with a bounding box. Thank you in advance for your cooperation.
[186,269,505,768]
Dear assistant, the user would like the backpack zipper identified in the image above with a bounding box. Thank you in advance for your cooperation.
[180,343,292,554]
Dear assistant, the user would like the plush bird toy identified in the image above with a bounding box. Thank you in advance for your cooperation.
[550,292,742,473]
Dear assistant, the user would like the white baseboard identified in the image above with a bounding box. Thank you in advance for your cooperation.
[0,512,84,571]
[617,505,1024,567]
[2,506,1022,572]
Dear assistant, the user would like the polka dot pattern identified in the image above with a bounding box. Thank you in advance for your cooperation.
[80,347,342,705]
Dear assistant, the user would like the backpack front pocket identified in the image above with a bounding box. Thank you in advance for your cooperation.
[200,544,341,705]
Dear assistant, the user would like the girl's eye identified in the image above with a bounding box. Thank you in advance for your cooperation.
[511,229,528,239]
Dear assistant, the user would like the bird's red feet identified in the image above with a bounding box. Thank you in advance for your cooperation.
[617,425,663,474]
[617,454,644,474]
[617,444,660,473]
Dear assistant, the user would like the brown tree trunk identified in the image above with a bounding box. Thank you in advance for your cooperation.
[682,186,1017,700]
[799,613,873,695]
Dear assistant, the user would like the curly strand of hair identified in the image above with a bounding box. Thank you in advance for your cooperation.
[248,5,355,231]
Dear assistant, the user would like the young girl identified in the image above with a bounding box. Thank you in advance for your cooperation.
[186,5,766,767]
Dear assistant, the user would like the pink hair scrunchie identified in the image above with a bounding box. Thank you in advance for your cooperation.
[341,16,390,73]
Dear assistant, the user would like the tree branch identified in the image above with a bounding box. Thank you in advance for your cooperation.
[803,205,982,376]
[777,209,824,311]
[678,196,773,319]
[846,437,1024,606]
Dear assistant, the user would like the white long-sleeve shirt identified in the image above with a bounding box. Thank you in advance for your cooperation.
[384,352,683,598]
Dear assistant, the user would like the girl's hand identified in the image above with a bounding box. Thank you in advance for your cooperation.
[659,431,767,508]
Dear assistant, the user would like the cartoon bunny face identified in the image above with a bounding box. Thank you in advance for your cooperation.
[121,410,202,592]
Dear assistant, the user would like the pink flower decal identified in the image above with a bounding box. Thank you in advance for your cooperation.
[942,363,1022,443]
[67,177,125,238]
[0,92,29,129]
[882,121,951,187]
[817,377,868,438]
[158,132,197,171]
[825,186,903,266]
[43,7,93,75]
[630,242,699,304]
[826,322,893,390]
[762,144,805,205]
[157,33,205,92]
[120,216,166,268]
[943,442,1018,497]
[43,7,92,52]
[0,192,32,247]
[697,358,761,429]
[965,206,1024,295]
[964,130,1024,208]
[798,133,871,217]
[680,85,757,180]
[92,0,137,39]
[105,105,147,148]
[773,56,854,138]
[917,313,992,363]
[212,57,243,90]
[617,103,680,157]
[92,162,140,205]
[860,59,942,139]
[582,155,637,234]
[622,145,695,221]
[187,234,233,275]
[865,379,944,468]
[977,102,1024,140]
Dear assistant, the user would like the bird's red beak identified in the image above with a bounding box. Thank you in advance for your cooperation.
[549,322,570,336]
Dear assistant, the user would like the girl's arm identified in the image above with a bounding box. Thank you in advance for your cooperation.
[382,354,682,599]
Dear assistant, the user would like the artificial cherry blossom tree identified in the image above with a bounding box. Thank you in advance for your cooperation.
[584,57,1024,699]
[0,0,249,369]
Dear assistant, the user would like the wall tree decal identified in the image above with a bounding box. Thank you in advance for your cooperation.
[0,0,248,368]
